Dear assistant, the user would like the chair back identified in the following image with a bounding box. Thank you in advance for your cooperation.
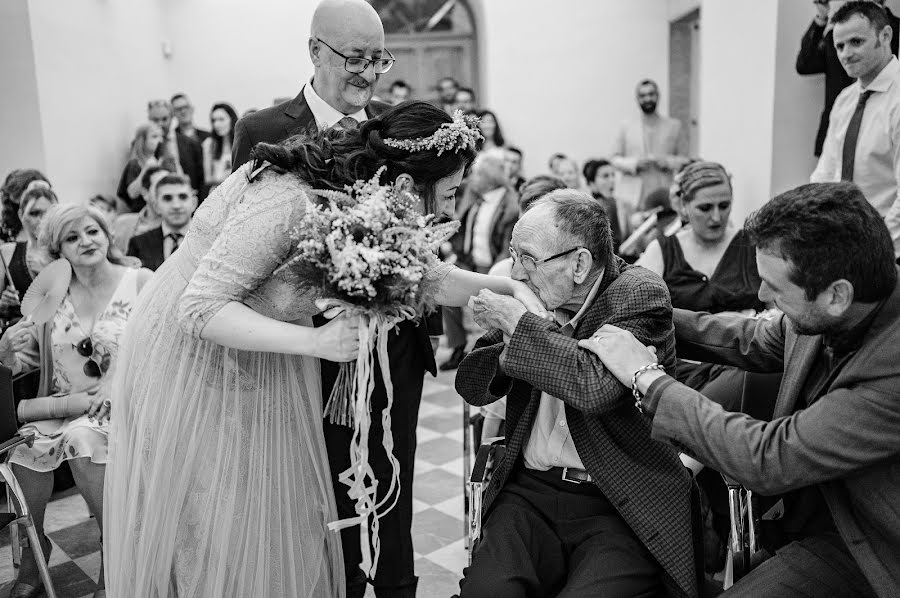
[0,365,18,445]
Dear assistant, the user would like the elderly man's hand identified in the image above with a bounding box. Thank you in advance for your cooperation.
[469,289,528,340]
[577,324,663,390]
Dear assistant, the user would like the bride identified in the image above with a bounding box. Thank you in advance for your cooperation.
[103,101,542,597]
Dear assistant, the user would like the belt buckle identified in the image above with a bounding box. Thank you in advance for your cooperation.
[561,467,583,484]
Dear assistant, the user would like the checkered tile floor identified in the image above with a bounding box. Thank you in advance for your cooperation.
[0,345,472,598]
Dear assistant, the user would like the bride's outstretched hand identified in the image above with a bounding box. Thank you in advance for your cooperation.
[315,311,361,363]
[510,280,550,319]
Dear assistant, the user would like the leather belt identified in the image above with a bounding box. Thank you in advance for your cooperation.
[550,466,593,484]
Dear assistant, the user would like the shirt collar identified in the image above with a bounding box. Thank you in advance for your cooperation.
[480,187,506,204]
[860,56,900,93]
[160,223,187,238]
[555,271,606,329]
[303,79,368,129]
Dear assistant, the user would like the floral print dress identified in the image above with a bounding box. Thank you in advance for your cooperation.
[10,268,139,471]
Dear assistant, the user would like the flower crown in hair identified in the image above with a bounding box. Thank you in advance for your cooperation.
[382,110,483,156]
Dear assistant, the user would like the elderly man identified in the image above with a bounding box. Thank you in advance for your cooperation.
[231,0,392,169]
[455,190,697,598]
[583,182,900,597]
[441,149,519,370]
[611,79,689,237]
[232,3,435,597]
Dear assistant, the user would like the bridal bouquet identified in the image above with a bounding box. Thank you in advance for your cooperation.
[276,167,458,576]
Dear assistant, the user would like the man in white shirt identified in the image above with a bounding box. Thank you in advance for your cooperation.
[811,1,900,258]
[441,150,519,370]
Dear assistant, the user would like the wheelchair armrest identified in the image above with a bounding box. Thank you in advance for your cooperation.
[468,440,505,485]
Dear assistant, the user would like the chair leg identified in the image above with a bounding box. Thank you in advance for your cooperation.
[0,464,57,598]
[7,484,21,567]
[462,402,471,552]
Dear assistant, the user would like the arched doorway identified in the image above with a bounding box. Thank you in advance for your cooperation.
[370,0,479,103]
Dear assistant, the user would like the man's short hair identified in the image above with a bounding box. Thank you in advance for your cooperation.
[438,76,458,87]
[390,80,411,91]
[519,175,566,213]
[745,182,897,302]
[506,146,523,158]
[456,87,475,100]
[582,158,611,183]
[832,1,891,31]
[547,152,567,171]
[637,78,659,92]
[156,173,191,189]
[532,189,613,269]
[170,93,189,105]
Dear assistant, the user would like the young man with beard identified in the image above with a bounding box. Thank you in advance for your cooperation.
[611,79,689,238]
[582,182,900,597]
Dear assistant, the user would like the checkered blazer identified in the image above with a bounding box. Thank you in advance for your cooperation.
[456,258,698,598]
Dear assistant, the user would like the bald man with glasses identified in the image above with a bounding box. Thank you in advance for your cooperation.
[231,0,394,170]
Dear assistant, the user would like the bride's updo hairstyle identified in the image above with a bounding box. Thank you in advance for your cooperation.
[249,101,477,211]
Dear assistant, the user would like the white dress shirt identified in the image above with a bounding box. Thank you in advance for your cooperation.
[303,80,368,130]
[468,187,506,268]
[812,57,900,256]
[522,273,606,471]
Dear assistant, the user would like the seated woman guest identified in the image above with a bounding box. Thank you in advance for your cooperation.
[116,123,177,213]
[202,103,238,196]
[475,109,505,151]
[0,187,59,330]
[0,204,151,598]
[583,158,622,249]
[637,161,762,396]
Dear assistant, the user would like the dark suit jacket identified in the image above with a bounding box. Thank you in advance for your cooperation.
[231,88,439,373]
[231,87,390,171]
[796,12,900,156]
[456,259,697,598]
[450,186,519,270]
[126,226,165,272]
[175,131,205,197]
[645,277,900,597]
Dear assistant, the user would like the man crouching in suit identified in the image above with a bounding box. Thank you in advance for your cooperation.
[581,182,900,598]
[127,172,196,271]
[456,189,698,598]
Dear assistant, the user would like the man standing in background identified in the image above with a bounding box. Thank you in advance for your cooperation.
[611,79,689,237]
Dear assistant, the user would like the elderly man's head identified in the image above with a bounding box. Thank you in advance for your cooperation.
[510,189,612,310]
[309,0,386,114]
[469,148,509,194]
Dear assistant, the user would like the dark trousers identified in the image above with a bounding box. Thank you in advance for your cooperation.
[322,346,426,598]
[724,532,876,597]
[459,468,664,598]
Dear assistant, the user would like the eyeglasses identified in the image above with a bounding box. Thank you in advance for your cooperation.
[508,246,582,272]
[316,38,395,74]
[74,337,110,378]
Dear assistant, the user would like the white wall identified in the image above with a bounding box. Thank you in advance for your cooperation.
[698,0,779,226]
[0,0,46,178]
[478,0,672,179]
[25,0,170,204]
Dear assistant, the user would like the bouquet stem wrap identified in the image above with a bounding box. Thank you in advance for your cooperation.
[325,302,416,578]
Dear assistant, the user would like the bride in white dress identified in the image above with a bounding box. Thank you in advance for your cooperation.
[104,101,542,597]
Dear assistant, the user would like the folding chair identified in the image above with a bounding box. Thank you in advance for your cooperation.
[0,364,57,598]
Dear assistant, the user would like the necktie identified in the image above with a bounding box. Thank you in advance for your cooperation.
[336,116,359,131]
[841,90,874,182]
[166,232,183,258]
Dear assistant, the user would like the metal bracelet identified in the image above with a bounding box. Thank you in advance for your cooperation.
[631,363,666,413]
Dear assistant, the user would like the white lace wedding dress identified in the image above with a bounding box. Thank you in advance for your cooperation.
[104,163,344,597]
